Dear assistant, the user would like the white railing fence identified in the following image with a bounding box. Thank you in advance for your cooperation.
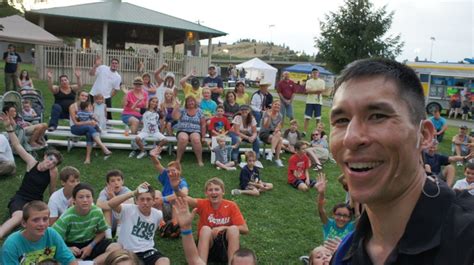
[38,47,209,86]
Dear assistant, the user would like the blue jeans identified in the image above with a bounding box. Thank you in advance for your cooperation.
[229,131,260,161]
[48,103,70,128]
[71,125,99,145]
[280,100,294,120]
[252,111,262,127]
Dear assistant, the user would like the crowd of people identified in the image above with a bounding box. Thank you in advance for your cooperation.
[1,54,474,264]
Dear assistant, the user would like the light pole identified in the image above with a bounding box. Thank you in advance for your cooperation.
[429,37,435,61]
[269,24,275,60]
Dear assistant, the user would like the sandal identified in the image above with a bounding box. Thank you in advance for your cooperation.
[104,152,112,160]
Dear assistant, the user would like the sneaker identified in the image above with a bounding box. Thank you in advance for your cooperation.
[275,159,284,167]
[299,255,309,265]
[255,161,264,168]
[231,189,241,196]
[227,167,237,171]
[104,152,112,160]
[457,161,463,167]
[129,150,137,158]
[137,151,147,159]
[47,126,56,132]
[313,163,323,171]
[266,152,273,161]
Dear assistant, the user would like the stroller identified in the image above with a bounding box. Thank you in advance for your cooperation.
[0,91,46,157]
[19,88,45,124]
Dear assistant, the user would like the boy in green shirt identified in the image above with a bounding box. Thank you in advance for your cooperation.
[52,183,121,264]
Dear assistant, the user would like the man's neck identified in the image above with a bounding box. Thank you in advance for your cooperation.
[365,169,425,264]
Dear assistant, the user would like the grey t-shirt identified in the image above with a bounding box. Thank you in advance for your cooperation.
[213,145,232,164]
[260,111,282,133]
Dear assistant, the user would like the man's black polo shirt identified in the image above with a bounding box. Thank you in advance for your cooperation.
[331,178,474,265]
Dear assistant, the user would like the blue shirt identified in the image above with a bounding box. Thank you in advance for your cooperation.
[239,165,261,190]
[157,169,189,201]
[323,218,355,241]
[1,227,75,265]
[430,116,446,131]
[200,99,217,118]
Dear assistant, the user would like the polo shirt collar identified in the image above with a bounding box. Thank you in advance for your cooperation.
[343,178,455,261]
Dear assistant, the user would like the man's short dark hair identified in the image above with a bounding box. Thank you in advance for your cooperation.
[2,103,16,114]
[111,58,119,64]
[59,166,80,182]
[8,44,14,48]
[106,169,124,183]
[232,248,257,264]
[294,141,309,151]
[334,58,426,125]
[72,183,94,199]
[45,149,63,166]
[22,201,49,222]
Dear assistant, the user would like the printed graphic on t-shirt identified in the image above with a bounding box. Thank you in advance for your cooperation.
[131,216,156,240]
[19,246,57,264]
[207,214,231,227]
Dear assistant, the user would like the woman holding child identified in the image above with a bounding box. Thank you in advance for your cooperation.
[172,96,206,166]
[70,90,111,164]
[121,77,148,135]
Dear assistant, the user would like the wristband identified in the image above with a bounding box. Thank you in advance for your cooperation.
[89,241,96,249]
[6,130,14,133]
[181,229,192,236]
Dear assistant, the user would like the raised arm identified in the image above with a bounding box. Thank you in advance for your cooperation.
[180,70,195,88]
[149,147,165,173]
[173,197,205,265]
[154,63,168,85]
[89,56,101,76]
[1,113,36,169]
[168,169,197,207]
[108,183,143,213]
[316,173,329,225]
[71,69,82,91]
[47,70,59,94]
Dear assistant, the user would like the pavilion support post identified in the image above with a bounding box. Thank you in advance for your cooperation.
[37,15,45,78]
[102,22,108,62]
[207,36,213,67]
[158,28,164,66]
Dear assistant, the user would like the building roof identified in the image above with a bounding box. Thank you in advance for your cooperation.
[26,1,225,44]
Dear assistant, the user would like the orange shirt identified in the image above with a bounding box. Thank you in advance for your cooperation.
[196,199,246,233]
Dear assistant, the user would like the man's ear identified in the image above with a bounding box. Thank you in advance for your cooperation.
[419,119,435,150]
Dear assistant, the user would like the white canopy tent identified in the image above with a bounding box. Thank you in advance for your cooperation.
[0,15,63,46]
[236,57,278,89]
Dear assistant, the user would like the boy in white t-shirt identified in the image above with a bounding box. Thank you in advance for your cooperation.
[453,162,474,195]
[48,166,80,225]
[108,182,170,265]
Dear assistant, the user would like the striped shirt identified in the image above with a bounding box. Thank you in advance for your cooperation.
[52,205,108,244]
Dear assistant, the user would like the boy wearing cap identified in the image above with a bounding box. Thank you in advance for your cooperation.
[303,68,325,136]
[180,70,203,105]
[452,125,474,165]
[203,65,224,105]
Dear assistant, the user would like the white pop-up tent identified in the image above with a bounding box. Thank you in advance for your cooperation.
[0,15,63,46]
[236,57,277,89]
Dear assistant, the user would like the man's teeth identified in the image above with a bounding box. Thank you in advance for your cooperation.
[349,162,381,170]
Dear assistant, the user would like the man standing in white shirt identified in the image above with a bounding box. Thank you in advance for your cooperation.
[89,56,122,119]
[303,68,325,136]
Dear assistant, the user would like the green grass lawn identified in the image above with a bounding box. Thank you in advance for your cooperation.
[0,64,462,264]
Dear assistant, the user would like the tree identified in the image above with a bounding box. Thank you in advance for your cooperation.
[315,0,404,73]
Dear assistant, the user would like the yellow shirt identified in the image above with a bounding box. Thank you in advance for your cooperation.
[235,93,250,105]
[305,78,325,104]
[183,83,203,102]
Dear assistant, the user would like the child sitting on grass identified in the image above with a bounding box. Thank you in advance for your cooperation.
[96,170,133,239]
[52,183,122,264]
[211,135,239,171]
[231,150,273,196]
[282,119,302,153]
[132,96,168,159]
[315,173,355,241]
[288,141,317,192]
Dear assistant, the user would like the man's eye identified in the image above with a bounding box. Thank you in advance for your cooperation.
[369,113,388,120]
[331,118,349,126]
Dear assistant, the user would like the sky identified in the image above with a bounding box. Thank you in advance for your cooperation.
[31,0,473,62]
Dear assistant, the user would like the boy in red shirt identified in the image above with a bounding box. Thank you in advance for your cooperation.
[208,105,231,136]
[170,176,248,264]
[288,141,316,191]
